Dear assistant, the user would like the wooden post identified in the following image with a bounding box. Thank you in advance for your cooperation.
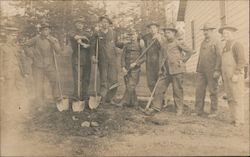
[191,20,196,50]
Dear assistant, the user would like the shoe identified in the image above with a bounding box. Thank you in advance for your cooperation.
[208,112,218,118]
[191,110,204,116]
[115,102,124,107]
[176,110,183,116]
[234,122,244,127]
[144,108,158,116]
[191,112,198,116]
[110,99,118,105]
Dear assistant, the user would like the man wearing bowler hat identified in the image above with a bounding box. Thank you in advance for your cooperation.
[68,17,92,109]
[91,15,123,105]
[192,22,222,117]
[145,24,194,116]
[142,21,162,93]
[219,25,246,127]
[24,22,61,106]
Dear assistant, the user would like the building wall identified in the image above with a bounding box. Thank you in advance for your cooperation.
[226,0,249,61]
[183,0,249,72]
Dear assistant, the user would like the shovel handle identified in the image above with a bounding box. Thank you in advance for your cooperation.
[77,43,81,99]
[145,77,164,110]
[52,49,63,98]
[94,38,99,97]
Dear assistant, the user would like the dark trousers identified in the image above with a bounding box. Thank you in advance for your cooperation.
[146,61,159,92]
[72,62,91,101]
[98,57,118,102]
[195,72,218,114]
[152,73,184,112]
[120,69,140,106]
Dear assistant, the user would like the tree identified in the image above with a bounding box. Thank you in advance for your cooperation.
[8,0,106,44]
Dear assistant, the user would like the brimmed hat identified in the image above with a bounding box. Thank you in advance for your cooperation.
[99,15,112,24]
[40,23,51,30]
[162,23,178,33]
[127,28,137,35]
[74,17,86,24]
[218,25,238,34]
[146,21,159,28]
[200,22,216,30]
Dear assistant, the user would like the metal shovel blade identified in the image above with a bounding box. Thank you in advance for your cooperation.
[56,97,69,112]
[72,101,85,112]
[89,96,101,109]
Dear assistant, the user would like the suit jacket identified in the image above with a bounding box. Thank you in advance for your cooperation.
[68,28,92,65]
[160,39,193,75]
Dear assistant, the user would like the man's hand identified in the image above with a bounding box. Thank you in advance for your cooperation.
[232,74,239,82]
[77,40,90,48]
[47,36,58,44]
[74,35,89,42]
[92,56,98,64]
[153,33,162,42]
[122,67,128,75]
[139,39,145,48]
[130,62,137,69]
[82,43,90,48]
[178,60,184,65]
[74,35,82,40]
[213,71,220,79]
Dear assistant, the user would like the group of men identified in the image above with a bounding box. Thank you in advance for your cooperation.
[0,15,246,127]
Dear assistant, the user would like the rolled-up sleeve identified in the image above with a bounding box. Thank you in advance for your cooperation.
[178,42,193,63]
[214,40,222,72]
[233,42,246,75]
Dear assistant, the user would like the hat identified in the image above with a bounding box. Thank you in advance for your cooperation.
[99,15,112,24]
[218,25,238,34]
[40,23,51,30]
[74,17,86,24]
[162,23,178,33]
[127,28,137,35]
[146,21,159,28]
[200,22,216,30]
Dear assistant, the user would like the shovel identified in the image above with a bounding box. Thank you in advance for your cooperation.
[72,43,85,112]
[89,38,101,109]
[109,39,157,91]
[144,76,166,110]
[52,49,69,112]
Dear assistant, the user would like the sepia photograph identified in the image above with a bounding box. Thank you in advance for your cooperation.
[0,0,249,156]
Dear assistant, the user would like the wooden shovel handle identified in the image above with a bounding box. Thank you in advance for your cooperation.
[94,38,99,98]
[77,44,81,99]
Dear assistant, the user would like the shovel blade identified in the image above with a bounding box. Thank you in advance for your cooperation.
[72,101,85,112]
[56,98,69,112]
[89,96,101,109]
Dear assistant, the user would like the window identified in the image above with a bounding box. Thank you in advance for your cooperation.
[220,0,227,25]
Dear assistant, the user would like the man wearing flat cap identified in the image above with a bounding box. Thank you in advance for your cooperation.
[145,24,195,116]
[24,22,61,106]
[68,17,92,109]
[192,22,222,117]
[91,15,124,105]
[219,25,246,127]
[142,21,162,93]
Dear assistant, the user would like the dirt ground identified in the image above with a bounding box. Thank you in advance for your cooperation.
[1,83,249,156]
